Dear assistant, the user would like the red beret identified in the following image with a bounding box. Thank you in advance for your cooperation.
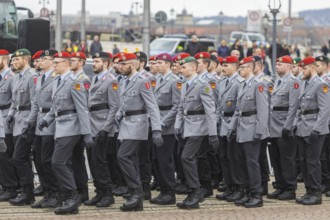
[119,52,137,62]
[194,52,211,59]
[156,53,172,62]
[0,49,9,56]
[71,52,86,60]
[54,51,71,59]
[106,52,113,59]
[239,56,255,66]
[113,52,125,61]
[276,55,292,64]
[32,50,44,60]
[217,56,224,64]
[149,55,157,61]
[299,56,316,67]
[173,53,190,63]
[222,56,239,64]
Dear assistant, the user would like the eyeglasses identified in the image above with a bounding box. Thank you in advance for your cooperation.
[239,65,250,69]
[53,61,66,65]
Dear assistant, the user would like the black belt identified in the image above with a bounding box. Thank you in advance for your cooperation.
[0,104,11,110]
[223,111,234,117]
[56,110,77,117]
[16,105,31,111]
[39,108,50,113]
[124,110,147,116]
[89,104,109,112]
[240,110,257,117]
[185,110,205,116]
[301,109,319,115]
[159,105,173,111]
[272,106,289,111]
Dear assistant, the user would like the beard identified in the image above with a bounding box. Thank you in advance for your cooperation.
[0,62,4,71]
[93,66,103,74]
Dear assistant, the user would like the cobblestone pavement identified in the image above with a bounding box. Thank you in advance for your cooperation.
[1,181,330,220]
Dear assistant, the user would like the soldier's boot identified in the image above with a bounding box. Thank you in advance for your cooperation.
[211,175,220,189]
[321,180,330,193]
[234,193,250,206]
[243,193,263,208]
[150,189,176,205]
[217,179,228,192]
[177,188,204,209]
[201,181,213,198]
[296,188,311,204]
[33,185,44,196]
[216,185,233,200]
[120,188,143,211]
[142,182,151,200]
[41,191,59,208]
[9,184,35,206]
[261,182,268,196]
[301,189,322,205]
[325,190,330,197]
[113,185,129,196]
[267,189,284,199]
[150,181,159,191]
[277,190,296,200]
[78,186,89,203]
[226,185,245,202]
[31,191,51,208]
[175,182,191,195]
[84,189,102,206]
[96,187,115,207]
[54,190,79,215]
[0,187,18,202]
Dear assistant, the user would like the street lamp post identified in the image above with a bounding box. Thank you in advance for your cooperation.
[170,8,175,34]
[219,11,224,41]
[268,0,281,76]
[262,13,269,42]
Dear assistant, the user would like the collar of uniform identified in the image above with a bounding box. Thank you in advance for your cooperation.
[161,71,171,81]
[19,67,29,77]
[97,70,108,80]
[306,75,318,84]
[199,71,208,79]
[187,74,198,86]
[0,68,10,77]
[227,72,238,82]
[73,69,83,77]
[128,71,139,80]
[255,72,264,80]
[60,71,71,81]
[244,75,254,86]
[43,69,53,80]
[279,72,291,82]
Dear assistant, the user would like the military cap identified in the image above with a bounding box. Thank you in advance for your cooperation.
[217,56,224,64]
[0,49,10,56]
[239,56,255,66]
[210,55,219,64]
[293,57,301,65]
[32,50,43,60]
[223,56,239,64]
[71,52,87,60]
[156,53,172,62]
[173,53,190,63]
[299,56,315,67]
[54,51,71,59]
[113,52,124,61]
[253,55,263,62]
[315,55,329,64]
[276,55,293,64]
[194,52,211,59]
[179,56,196,65]
[134,51,148,61]
[149,55,157,61]
[92,52,109,59]
[41,49,58,57]
[119,52,137,62]
[106,52,113,59]
[12,48,31,58]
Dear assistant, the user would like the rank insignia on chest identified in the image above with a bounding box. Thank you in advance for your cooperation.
[84,82,90,90]
[112,83,118,90]
[323,85,329,93]
[294,83,299,89]
[258,85,264,92]
[268,86,273,93]
[210,82,216,89]
[151,80,156,87]
[227,101,232,107]
[75,83,81,91]
[204,87,210,94]
[177,82,182,90]
[33,77,38,85]
[145,82,151,89]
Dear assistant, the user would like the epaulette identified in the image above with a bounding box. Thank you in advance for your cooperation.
[138,74,146,79]
[108,73,116,80]
[69,73,76,80]
[197,77,206,84]
[78,73,89,80]
[260,75,273,83]
[171,74,179,80]
[236,77,244,83]
[290,75,296,80]
[51,71,58,78]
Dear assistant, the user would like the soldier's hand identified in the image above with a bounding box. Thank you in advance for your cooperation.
[227,129,234,142]
[38,119,48,131]
[84,134,95,149]
[6,115,13,128]
[308,130,319,144]
[152,130,163,147]
[0,138,7,153]
[174,128,181,141]
[252,133,261,145]
[282,128,290,139]
[96,130,108,144]
[208,135,220,152]
[292,126,297,136]
[115,115,122,128]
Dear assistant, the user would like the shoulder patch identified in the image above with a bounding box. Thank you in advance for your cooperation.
[112,82,118,90]
[84,82,90,90]
[151,79,157,87]
[294,83,299,89]
[145,82,151,89]
[204,87,210,94]
[75,83,81,91]
[258,85,264,93]
[33,77,38,85]
[322,85,329,93]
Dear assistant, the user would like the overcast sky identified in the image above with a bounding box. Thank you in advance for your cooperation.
[15,0,330,17]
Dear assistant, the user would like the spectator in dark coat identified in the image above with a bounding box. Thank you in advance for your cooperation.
[230,39,244,60]
[217,40,230,57]
[185,35,202,56]
[90,35,103,56]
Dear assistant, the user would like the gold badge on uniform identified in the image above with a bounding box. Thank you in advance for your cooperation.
[268,86,273,93]
[151,80,156,87]
[177,82,182,90]
[227,101,232,107]
[112,83,118,90]
[75,83,81,91]
[323,85,329,93]
[210,82,216,89]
